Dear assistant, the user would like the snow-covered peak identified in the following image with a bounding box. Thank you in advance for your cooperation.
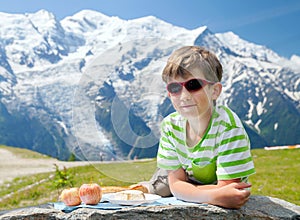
[27,9,56,20]
[291,54,300,65]
[71,9,111,20]
[26,10,59,34]
[126,15,205,45]
[0,12,35,36]
[0,11,25,20]
[216,31,285,64]
[0,12,53,71]
[192,25,208,34]
[288,54,300,71]
[129,15,175,29]
[61,9,113,33]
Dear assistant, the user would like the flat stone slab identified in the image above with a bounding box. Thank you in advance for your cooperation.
[1,196,299,220]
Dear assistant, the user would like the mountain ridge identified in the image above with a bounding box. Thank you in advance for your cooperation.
[0,9,299,161]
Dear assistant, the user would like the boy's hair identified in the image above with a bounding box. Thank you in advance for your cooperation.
[162,46,223,83]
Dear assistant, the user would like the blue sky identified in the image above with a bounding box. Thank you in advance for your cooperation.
[1,0,300,58]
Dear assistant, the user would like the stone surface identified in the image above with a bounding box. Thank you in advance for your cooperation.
[1,196,299,220]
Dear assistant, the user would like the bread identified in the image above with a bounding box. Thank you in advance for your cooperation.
[129,184,149,193]
[101,184,148,194]
[101,186,129,194]
[113,190,146,201]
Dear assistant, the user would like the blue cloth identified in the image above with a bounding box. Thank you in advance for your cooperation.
[53,195,207,213]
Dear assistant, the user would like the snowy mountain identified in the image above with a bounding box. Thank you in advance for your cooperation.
[0,9,299,161]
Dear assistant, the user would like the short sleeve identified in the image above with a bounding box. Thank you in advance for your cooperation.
[216,127,256,180]
[156,120,182,170]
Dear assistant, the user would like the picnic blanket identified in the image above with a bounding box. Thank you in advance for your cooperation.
[53,194,207,213]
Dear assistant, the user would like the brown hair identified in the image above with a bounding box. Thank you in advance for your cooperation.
[162,46,223,83]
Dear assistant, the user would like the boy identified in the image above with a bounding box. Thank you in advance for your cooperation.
[133,46,255,209]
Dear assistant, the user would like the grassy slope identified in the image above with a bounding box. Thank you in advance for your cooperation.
[0,147,299,211]
[249,149,300,203]
[0,145,52,159]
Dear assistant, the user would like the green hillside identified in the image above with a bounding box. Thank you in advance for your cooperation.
[0,145,52,159]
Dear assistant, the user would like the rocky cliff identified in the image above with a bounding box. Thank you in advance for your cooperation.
[1,196,299,220]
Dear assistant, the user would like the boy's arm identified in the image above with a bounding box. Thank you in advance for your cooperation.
[168,168,251,209]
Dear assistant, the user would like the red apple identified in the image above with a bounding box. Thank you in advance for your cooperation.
[59,187,81,206]
[79,183,102,205]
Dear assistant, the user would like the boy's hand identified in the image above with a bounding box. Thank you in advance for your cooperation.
[212,182,251,209]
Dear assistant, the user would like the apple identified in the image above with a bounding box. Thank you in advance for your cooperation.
[59,187,81,206]
[79,183,102,205]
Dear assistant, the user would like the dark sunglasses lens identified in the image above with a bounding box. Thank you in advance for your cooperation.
[185,79,203,91]
[167,83,182,94]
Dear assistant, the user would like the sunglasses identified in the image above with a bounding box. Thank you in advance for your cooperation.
[166,78,215,95]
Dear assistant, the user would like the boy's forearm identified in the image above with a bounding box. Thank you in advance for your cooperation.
[168,169,219,203]
[169,178,251,208]
[170,180,215,204]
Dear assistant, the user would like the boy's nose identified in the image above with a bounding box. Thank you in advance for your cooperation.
[180,87,192,101]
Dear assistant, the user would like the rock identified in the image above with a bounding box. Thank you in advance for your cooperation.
[0,196,299,220]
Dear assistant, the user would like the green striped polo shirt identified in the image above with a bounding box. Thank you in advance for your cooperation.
[157,105,255,183]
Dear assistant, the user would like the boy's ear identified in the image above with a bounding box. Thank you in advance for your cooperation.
[212,82,222,100]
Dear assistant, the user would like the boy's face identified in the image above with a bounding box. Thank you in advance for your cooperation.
[167,72,220,119]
